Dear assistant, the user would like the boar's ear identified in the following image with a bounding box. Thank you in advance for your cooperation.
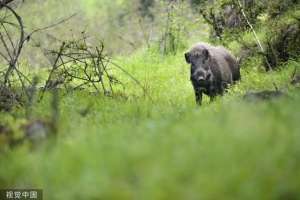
[203,48,210,60]
[184,52,190,64]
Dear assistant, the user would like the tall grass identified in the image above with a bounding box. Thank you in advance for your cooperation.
[1,1,300,199]
[0,49,299,199]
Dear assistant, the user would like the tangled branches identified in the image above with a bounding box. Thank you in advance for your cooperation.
[37,33,146,101]
[0,0,144,105]
[40,36,125,98]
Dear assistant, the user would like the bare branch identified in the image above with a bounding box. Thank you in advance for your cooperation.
[27,13,77,38]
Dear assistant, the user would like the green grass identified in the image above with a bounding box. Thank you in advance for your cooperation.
[0,50,300,199]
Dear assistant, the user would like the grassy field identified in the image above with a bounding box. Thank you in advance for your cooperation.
[1,47,300,199]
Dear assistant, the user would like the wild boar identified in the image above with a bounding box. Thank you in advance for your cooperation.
[185,42,240,105]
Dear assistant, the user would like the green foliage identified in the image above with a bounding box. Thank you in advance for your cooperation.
[265,19,300,68]
[1,49,300,199]
[139,0,155,19]
[191,0,264,40]
[267,0,299,17]
[200,0,300,70]
[158,1,189,55]
[1,1,300,199]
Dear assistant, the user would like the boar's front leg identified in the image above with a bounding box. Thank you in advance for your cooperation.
[209,95,216,103]
[208,85,216,103]
[195,90,203,105]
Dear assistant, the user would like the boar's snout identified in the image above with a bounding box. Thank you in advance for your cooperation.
[196,76,206,83]
[191,69,210,85]
[191,73,204,83]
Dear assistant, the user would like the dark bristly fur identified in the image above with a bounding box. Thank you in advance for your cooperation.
[185,42,240,105]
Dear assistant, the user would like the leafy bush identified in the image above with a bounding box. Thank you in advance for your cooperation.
[265,19,300,69]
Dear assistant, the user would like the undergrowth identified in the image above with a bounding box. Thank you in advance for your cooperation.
[0,49,299,199]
